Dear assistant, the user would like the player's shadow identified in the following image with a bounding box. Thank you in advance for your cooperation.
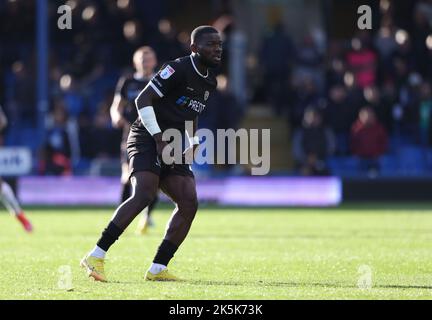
[187,280,432,290]
[187,280,342,288]
[191,233,415,240]
[376,284,432,290]
[105,279,432,291]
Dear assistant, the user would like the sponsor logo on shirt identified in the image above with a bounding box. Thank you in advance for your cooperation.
[160,65,175,79]
[176,96,190,107]
[176,96,206,113]
[187,99,206,113]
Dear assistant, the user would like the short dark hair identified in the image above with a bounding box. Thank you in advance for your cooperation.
[191,26,218,44]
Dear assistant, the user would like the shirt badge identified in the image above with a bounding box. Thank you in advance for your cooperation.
[160,65,175,79]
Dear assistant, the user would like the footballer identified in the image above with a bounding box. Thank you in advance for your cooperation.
[0,105,33,232]
[81,26,222,282]
[110,46,160,235]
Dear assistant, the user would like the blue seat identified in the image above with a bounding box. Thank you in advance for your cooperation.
[378,155,399,176]
[328,157,361,177]
[397,146,426,176]
[73,158,92,175]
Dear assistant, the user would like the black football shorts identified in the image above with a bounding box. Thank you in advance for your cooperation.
[126,134,194,180]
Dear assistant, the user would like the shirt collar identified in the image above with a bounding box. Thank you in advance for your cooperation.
[190,55,208,79]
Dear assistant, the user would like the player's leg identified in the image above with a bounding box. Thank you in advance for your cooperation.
[146,195,159,225]
[145,174,197,281]
[120,148,156,235]
[120,162,131,203]
[120,183,131,202]
[159,176,197,246]
[92,171,159,251]
[0,178,32,232]
[135,195,159,235]
[110,171,159,229]
[81,171,159,281]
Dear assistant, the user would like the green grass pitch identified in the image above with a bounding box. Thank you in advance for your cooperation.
[0,204,432,300]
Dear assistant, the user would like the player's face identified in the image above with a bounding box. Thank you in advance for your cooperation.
[134,50,157,73]
[196,33,223,68]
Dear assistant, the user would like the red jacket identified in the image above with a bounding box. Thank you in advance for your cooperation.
[350,121,388,158]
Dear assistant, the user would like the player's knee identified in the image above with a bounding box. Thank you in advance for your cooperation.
[131,193,155,212]
[178,196,198,214]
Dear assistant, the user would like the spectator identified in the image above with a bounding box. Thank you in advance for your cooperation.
[419,82,432,146]
[350,107,388,175]
[58,74,86,119]
[290,76,324,127]
[200,74,243,132]
[346,34,378,89]
[5,60,36,126]
[295,34,324,89]
[375,14,398,82]
[199,74,244,174]
[92,91,121,158]
[39,102,72,176]
[391,33,415,86]
[292,108,336,176]
[325,40,346,89]
[325,84,359,154]
[259,23,295,115]
[154,19,188,63]
[412,1,432,76]
[374,14,398,61]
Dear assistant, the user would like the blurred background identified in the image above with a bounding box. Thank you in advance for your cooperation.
[1,0,432,206]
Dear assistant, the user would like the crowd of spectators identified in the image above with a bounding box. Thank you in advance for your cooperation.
[0,0,202,175]
[256,0,432,176]
[1,0,432,177]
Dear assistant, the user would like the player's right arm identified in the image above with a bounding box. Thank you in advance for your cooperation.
[134,85,166,156]
[110,94,128,129]
[110,77,128,129]
[135,62,183,158]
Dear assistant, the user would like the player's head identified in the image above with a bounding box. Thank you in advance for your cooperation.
[190,26,222,68]
[133,46,157,75]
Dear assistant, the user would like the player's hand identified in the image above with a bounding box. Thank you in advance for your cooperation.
[157,141,175,165]
[154,133,175,165]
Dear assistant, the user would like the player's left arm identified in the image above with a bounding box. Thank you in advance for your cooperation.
[186,117,199,148]
[184,117,200,163]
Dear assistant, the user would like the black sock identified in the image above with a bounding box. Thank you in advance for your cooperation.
[153,240,178,266]
[96,222,123,252]
[120,182,131,203]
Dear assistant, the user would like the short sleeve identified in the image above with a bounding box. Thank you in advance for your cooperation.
[149,61,184,98]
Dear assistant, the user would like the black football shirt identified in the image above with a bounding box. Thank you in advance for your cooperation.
[129,55,217,144]
[116,74,151,125]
